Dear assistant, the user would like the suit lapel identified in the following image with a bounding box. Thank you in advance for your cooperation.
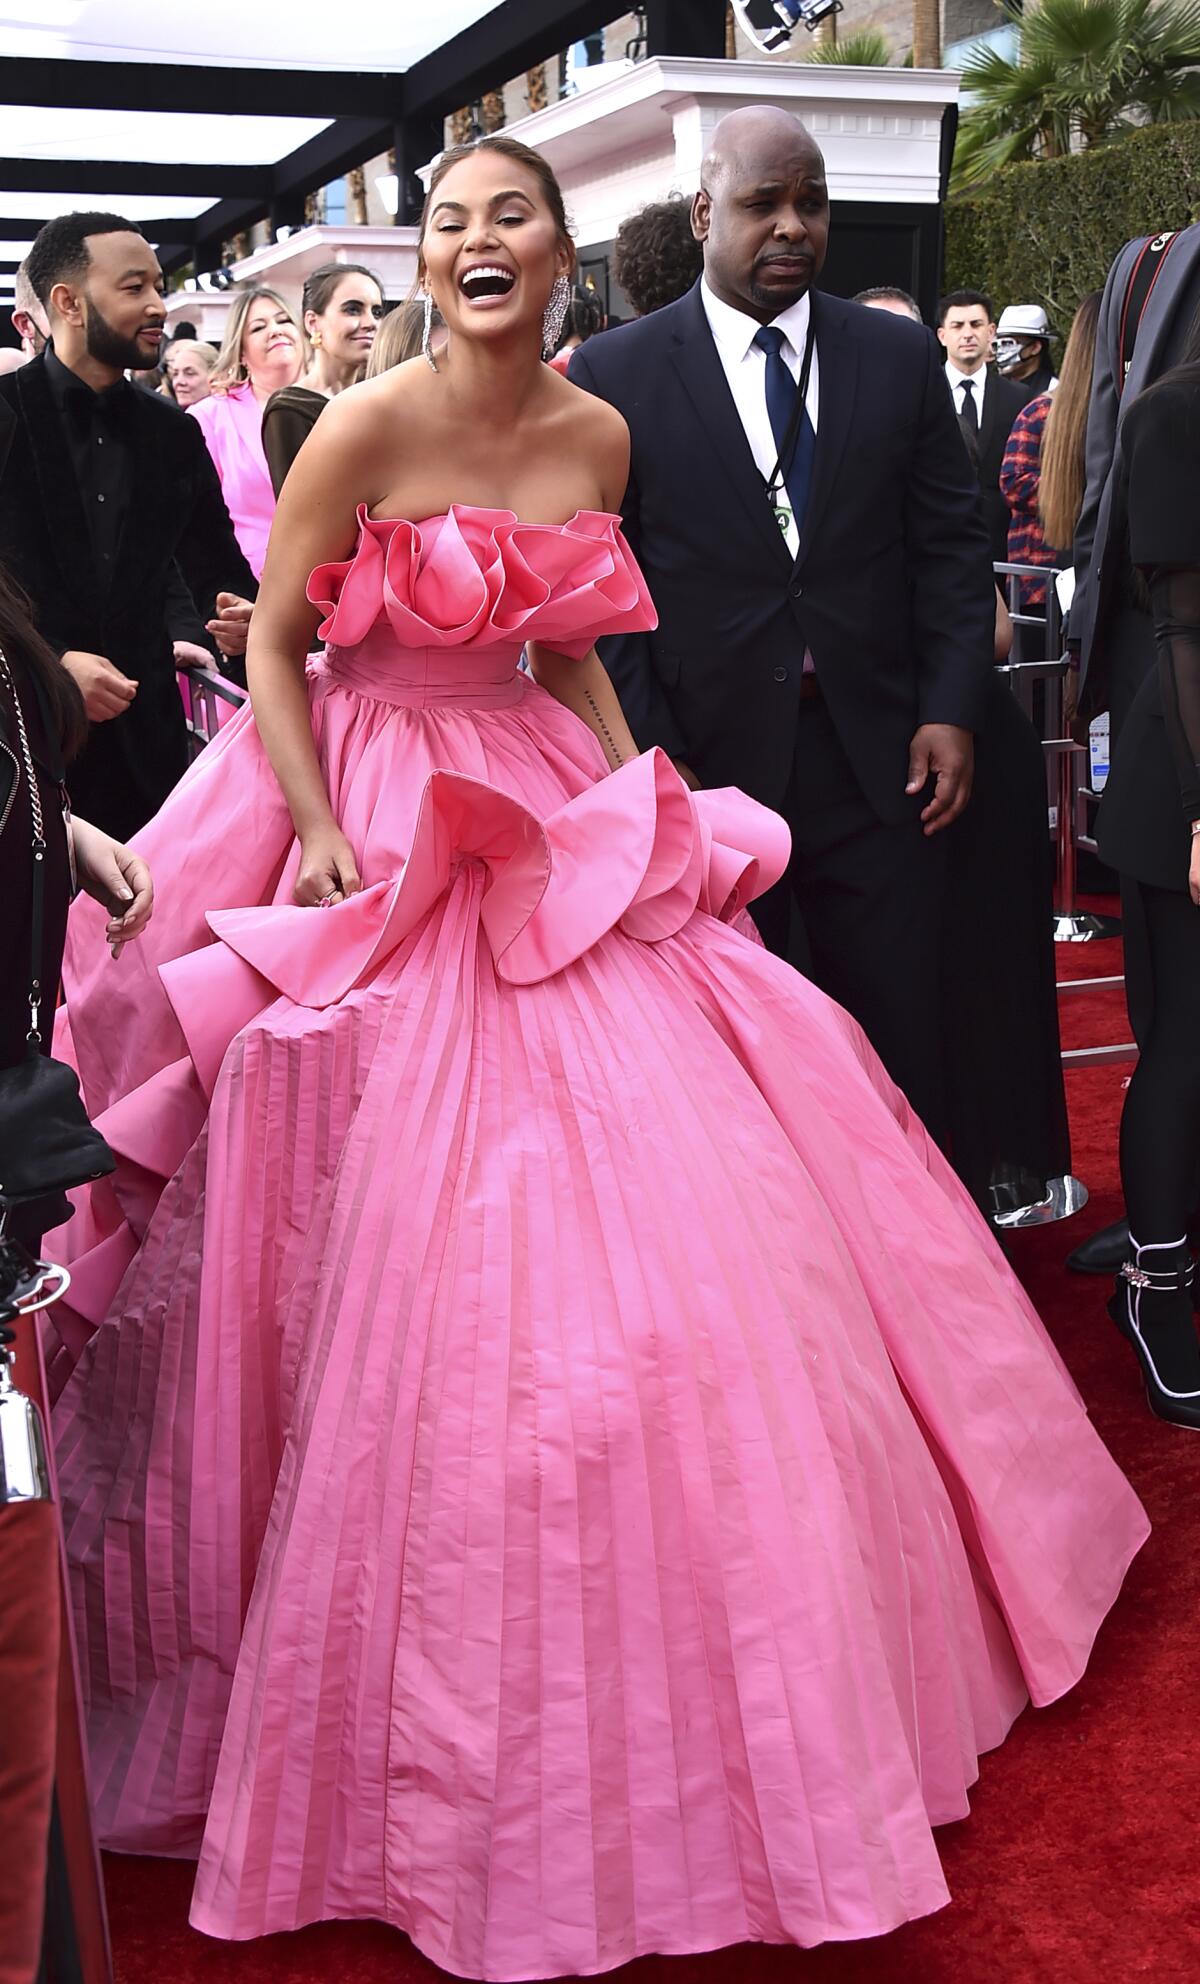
[667,283,792,574]
[15,357,98,612]
[796,293,858,570]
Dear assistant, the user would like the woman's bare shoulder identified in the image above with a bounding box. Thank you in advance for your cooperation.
[553,373,630,507]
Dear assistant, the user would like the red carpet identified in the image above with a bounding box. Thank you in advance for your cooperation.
[102,904,1200,1983]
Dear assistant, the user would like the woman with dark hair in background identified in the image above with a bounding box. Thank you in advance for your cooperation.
[262,262,384,497]
[547,283,604,372]
[612,195,703,317]
[1095,324,1200,1427]
[0,554,152,1984]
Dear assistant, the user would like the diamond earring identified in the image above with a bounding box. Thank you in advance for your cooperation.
[421,290,437,372]
[542,274,572,360]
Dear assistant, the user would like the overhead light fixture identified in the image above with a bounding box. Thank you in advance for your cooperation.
[375,174,399,217]
[733,0,843,50]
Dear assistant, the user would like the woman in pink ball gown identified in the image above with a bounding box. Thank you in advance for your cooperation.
[47,136,1147,1982]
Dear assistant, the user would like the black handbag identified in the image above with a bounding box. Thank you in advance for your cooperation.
[0,650,114,1209]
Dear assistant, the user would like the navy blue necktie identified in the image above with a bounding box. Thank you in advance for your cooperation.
[753,324,815,538]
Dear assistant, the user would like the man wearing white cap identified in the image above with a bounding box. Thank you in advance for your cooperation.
[995,303,1058,395]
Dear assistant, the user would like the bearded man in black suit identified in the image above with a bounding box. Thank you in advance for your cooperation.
[570,107,995,1138]
[0,212,256,841]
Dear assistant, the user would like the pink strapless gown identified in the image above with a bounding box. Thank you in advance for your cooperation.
[48,507,1146,1982]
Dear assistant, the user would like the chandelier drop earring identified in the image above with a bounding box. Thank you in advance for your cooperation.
[421,290,438,372]
[541,274,571,360]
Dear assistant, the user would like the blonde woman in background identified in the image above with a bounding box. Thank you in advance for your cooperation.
[164,337,218,408]
[365,295,447,375]
[189,286,304,576]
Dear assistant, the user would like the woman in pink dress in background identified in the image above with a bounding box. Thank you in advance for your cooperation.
[188,285,304,577]
[47,137,1147,1982]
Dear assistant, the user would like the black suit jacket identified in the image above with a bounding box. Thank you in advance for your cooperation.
[570,284,995,823]
[1073,224,1200,717]
[0,354,256,840]
[953,371,1035,564]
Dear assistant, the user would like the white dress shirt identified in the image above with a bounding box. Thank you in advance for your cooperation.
[700,279,820,561]
[944,359,988,427]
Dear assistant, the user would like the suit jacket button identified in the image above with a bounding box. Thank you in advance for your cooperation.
[789,577,803,598]
[773,666,788,683]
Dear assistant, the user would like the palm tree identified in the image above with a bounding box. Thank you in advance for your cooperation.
[805,26,895,61]
[954,0,1200,187]
[912,0,942,68]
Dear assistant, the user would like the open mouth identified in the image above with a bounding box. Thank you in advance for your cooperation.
[459,264,516,302]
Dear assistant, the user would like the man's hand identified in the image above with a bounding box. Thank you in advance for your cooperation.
[205,592,253,659]
[905,723,974,836]
[60,649,137,723]
[173,639,214,671]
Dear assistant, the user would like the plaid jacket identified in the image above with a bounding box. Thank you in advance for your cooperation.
[999,392,1056,606]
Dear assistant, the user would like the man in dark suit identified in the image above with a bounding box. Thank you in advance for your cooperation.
[570,107,995,1137]
[0,211,256,841]
[936,289,1034,563]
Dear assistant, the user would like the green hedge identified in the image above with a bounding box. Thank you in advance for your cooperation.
[944,120,1200,339]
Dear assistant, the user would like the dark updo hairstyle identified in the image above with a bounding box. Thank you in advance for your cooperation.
[301,261,384,320]
[417,134,574,279]
[556,285,604,353]
[0,561,87,760]
[613,197,703,318]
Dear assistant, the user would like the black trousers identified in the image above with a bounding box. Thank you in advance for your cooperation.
[1106,605,1158,1044]
[751,697,948,1142]
[1118,879,1200,1244]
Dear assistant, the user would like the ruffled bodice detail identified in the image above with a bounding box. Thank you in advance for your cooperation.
[307,504,658,664]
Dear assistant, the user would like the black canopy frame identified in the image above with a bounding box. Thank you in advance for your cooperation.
[0,0,724,286]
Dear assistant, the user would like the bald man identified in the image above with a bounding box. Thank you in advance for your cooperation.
[571,107,994,1138]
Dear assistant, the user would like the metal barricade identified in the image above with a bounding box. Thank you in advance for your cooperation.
[992,560,1135,1073]
[178,662,248,757]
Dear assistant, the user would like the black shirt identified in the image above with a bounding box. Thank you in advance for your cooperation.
[43,343,134,580]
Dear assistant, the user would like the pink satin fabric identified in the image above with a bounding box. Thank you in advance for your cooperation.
[188,383,276,579]
[45,506,1147,1981]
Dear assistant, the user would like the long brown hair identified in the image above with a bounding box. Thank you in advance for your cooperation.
[1038,291,1102,550]
[365,298,444,376]
[0,561,87,760]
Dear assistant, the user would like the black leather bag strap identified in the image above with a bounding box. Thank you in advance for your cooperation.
[1119,231,1180,394]
[0,649,48,1043]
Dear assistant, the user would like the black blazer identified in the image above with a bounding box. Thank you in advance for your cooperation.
[0,355,256,841]
[1073,224,1200,710]
[570,284,995,822]
[1096,377,1200,890]
[957,372,1036,564]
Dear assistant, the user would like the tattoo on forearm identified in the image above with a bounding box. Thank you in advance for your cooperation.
[584,689,624,767]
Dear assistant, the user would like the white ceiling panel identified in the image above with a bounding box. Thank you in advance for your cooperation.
[0,192,217,221]
[0,0,503,71]
[1,105,332,167]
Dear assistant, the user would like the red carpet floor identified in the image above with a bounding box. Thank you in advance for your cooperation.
[102,905,1200,1983]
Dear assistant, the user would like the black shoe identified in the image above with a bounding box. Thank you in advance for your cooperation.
[1108,1247,1200,1430]
[1068,1217,1131,1275]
